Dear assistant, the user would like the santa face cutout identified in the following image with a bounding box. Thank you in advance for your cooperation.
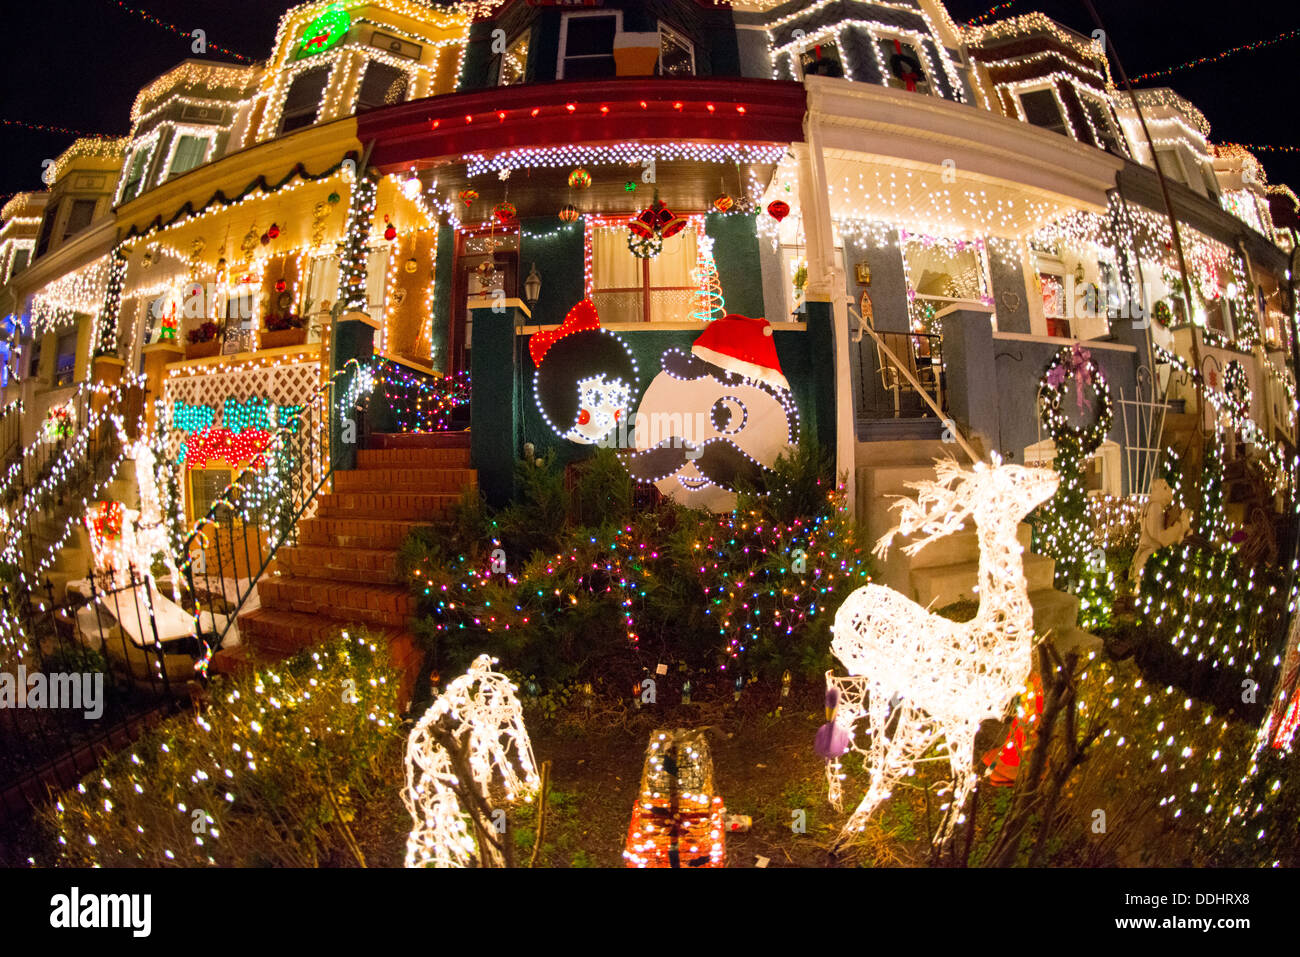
[628,315,798,512]
[532,300,637,446]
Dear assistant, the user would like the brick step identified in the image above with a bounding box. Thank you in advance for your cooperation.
[357,448,472,469]
[257,577,414,628]
[277,544,402,584]
[367,431,471,451]
[335,467,477,494]
[225,611,423,708]
[316,491,461,521]
[297,516,428,550]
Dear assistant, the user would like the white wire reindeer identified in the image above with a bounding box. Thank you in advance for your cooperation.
[403,655,540,867]
[828,457,1059,847]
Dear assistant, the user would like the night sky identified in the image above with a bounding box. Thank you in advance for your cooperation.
[0,1,1295,204]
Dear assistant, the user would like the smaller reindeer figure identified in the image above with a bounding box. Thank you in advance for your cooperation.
[829,457,1059,848]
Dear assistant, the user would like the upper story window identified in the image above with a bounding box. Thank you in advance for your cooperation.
[558,11,621,80]
[9,247,30,279]
[798,40,844,78]
[657,24,694,76]
[1079,95,1127,156]
[280,65,331,134]
[356,61,409,111]
[1154,147,1189,186]
[165,133,212,179]
[876,36,930,94]
[1018,87,1069,137]
[62,199,97,241]
[34,202,58,259]
[119,145,153,205]
[497,31,529,86]
[53,329,77,387]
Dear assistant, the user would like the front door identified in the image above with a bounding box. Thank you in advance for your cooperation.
[450,227,519,376]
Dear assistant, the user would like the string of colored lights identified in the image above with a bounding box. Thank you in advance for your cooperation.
[1,119,119,139]
[1132,26,1300,84]
[1220,143,1300,154]
[104,0,254,62]
[967,2,1020,26]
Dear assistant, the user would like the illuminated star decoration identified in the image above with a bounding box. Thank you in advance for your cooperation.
[403,655,540,868]
[828,457,1059,846]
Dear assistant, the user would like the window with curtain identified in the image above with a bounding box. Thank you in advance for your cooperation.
[1081,95,1126,156]
[356,61,409,112]
[120,148,150,203]
[498,32,529,85]
[168,134,210,178]
[657,24,694,76]
[590,226,698,324]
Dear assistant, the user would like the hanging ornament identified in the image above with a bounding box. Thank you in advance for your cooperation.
[275,278,287,293]
[568,168,592,189]
[559,203,580,223]
[713,193,735,214]
[493,201,517,226]
[460,188,479,208]
[627,232,664,260]
[767,200,791,222]
[404,257,419,274]
[383,215,397,241]
[624,181,637,192]
[268,223,281,240]
[260,232,271,246]
[327,191,341,205]
[629,206,658,240]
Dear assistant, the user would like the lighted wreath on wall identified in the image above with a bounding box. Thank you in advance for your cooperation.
[1040,343,1112,458]
[530,299,638,446]
[627,314,799,513]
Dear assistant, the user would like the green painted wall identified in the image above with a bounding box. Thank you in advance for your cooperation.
[431,223,455,372]
[706,212,764,319]
[519,217,585,329]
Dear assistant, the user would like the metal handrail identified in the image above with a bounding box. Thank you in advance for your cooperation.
[848,304,981,464]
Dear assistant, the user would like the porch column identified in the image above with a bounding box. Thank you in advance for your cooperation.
[330,312,378,473]
[796,116,855,505]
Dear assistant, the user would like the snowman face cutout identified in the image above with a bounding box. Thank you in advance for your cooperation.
[566,374,632,445]
[629,349,797,512]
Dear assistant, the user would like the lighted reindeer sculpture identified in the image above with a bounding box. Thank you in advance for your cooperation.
[828,457,1059,849]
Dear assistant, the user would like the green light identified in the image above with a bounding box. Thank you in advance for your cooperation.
[295,4,351,60]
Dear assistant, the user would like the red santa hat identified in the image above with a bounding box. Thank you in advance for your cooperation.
[691,314,790,392]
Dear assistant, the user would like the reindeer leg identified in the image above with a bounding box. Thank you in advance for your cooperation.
[933,722,979,848]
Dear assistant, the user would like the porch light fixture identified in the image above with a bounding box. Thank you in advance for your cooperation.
[525,263,542,309]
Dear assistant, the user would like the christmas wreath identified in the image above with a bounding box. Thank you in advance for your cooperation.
[1040,344,1112,458]
[627,232,664,261]
[1151,300,1172,327]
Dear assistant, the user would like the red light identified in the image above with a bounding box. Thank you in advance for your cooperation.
[736,105,747,114]
[673,102,683,111]
[498,112,506,121]
[465,114,473,123]
[431,119,440,129]
[531,107,540,117]
[707,103,716,112]
[566,102,577,112]
[640,100,648,109]
[600,105,609,114]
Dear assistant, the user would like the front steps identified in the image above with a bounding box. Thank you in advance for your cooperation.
[217,436,475,706]
[856,438,1100,655]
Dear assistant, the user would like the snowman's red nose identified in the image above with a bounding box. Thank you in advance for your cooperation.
[578,409,591,425]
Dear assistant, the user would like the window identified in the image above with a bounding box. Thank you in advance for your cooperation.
[657,24,694,77]
[62,199,97,240]
[119,147,151,204]
[279,65,331,134]
[34,202,58,259]
[799,40,844,78]
[1154,148,1188,186]
[558,11,620,79]
[304,254,339,318]
[356,61,409,112]
[1038,271,1072,338]
[590,225,699,324]
[167,134,210,178]
[365,246,390,314]
[497,31,529,86]
[1081,96,1126,155]
[53,330,77,387]
[9,247,29,278]
[1019,88,1069,136]
[190,468,232,519]
[876,37,929,93]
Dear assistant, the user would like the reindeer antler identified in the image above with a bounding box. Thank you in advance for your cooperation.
[874,459,980,559]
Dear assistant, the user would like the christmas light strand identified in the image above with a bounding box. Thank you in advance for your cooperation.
[104,0,254,62]
[1132,26,1300,84]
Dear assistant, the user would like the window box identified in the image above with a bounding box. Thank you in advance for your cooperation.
[259,327,308,350]
[185,339,221,360]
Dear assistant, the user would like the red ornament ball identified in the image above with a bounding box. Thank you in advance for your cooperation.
[559,204,580,223]
[260,232,271,245]
[493,201,517,226]
[275,279,287,293]
[713,193,735,214]
[268,223,281,239]
[384,224,398,241]
[767,200,791,223]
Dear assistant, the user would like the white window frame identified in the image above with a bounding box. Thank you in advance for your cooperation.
[657,23,695,76]
[158,125,216,183]
[557,9,623,80]
[116,131,161,205]
[351,55,415,112]
[1012,82,1074,138]
[276,59,336,136]
[1078,92,1128,156]
[869,30,934,95]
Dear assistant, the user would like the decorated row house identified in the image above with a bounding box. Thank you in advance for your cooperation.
[0,0,1295,661]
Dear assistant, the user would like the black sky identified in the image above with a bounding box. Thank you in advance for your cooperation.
[0,1,1295,204]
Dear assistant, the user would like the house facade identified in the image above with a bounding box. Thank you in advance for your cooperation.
[0,0,1294,573]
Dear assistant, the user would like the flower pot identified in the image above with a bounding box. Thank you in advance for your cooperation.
[185,339,220,359]
[259,327,308,350]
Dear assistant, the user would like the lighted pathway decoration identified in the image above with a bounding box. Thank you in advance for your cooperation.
[403,655,540,868]
[827,458,1059,847]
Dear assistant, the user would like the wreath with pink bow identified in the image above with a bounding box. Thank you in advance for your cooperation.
[1040,343,1112,458]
